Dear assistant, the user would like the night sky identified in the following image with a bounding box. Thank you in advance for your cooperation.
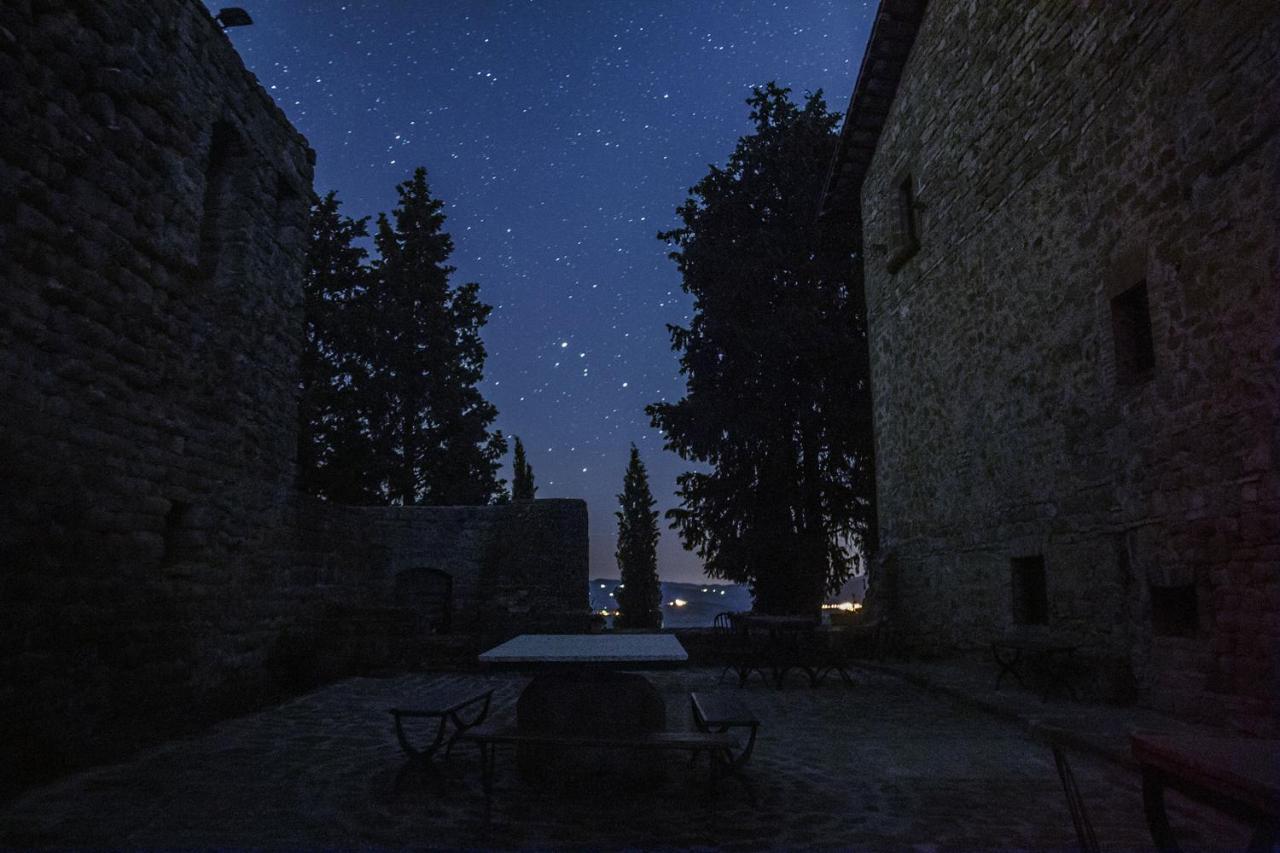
[213,1,874,582]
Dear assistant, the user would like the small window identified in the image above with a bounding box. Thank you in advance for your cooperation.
[1151,584,1198,637]
[886,171,920,272]
[162,501,192,565]
[1011,556,1048,625]
[200,121,248,277]
[1111,280,1155,383]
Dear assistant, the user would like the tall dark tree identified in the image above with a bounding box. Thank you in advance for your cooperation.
[366,167,506,505]
[511,436,537,501]
[614,444,662,629]
[298,191,380,503]
[647,83,876,614]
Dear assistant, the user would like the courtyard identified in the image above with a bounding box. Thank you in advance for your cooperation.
[0,665,1250,849]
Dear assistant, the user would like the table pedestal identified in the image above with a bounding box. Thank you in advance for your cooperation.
[515,669,667,787]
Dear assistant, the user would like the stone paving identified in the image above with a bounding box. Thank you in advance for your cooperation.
[0,667,1251,850]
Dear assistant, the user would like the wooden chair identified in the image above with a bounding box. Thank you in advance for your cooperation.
[713,611,736,684]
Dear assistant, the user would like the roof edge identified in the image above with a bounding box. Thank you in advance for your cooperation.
[817,0,928,226]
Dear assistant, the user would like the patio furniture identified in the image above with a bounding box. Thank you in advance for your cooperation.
[461,724,748,817]
[477,633,688,668]
[1049,741,1100,853]
[810,620,882,686]
[476,633,690,787]
[712,611,739,684]
[733,613,820,689]
[387,685,494,793]
[690,691,759,805]
[991,635,1080,701]
[1131,732,1280,852]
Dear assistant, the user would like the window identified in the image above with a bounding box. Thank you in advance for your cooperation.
[1011,555,1048,625]
[886,171,920,272]
[162,501,192,565]
[199,121,248,277]
[1110,280,1155,383]
[1151,584,1198,637]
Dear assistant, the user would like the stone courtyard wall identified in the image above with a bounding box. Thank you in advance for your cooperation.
[0,0,587,796]
[860,0,1279,731]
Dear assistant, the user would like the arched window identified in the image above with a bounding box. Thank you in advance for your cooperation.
[199,121,249,278]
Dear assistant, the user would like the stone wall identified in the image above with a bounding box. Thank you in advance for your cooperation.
[0,0,588,796]
[860,0,1279,731]
[354,498,590,640]
[0,0,317,791]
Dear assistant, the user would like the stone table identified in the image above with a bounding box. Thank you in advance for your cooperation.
[478,633,689,784]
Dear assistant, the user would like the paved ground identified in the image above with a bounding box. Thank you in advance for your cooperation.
[865,658,1222,767]
[0,666,1251,849]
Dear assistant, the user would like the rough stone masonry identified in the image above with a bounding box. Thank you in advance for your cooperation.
[826,0,1278,732]
[0,0,586,796]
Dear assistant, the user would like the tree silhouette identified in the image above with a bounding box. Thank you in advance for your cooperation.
[299,170,506,506]
[367,167,506,505]
[614,444,662,629]
[511,436,537,501]
[647,84,876,614]
[297,191,380,503]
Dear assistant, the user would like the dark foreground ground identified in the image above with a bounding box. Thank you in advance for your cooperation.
[0,666,1250,849]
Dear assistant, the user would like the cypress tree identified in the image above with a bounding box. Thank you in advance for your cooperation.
[367,167,506,505]
[298,191,380,503]
[512,436,536,501]
[614,444,662,630]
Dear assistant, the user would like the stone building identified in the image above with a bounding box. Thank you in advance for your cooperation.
[821,0,1278,731]
[0,0,586,794]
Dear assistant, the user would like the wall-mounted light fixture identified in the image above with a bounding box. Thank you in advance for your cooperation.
[215,7,253,28]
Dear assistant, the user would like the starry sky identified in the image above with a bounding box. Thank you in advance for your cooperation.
[214,0,874,582]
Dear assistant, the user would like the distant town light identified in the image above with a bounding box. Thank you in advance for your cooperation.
[821,601,863,612]
[671,598,687,607]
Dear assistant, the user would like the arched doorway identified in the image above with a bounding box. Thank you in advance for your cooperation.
[394,568,453,634]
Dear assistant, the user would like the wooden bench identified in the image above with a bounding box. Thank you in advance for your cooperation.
[459,722,754,814]
[388,686,494,793]
[691,691,759,766]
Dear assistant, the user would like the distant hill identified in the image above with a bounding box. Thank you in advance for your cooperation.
[589,578,753,628]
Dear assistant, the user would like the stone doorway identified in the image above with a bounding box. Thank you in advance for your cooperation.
[394,568,454,635]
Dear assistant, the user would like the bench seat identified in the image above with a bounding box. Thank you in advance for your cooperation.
[691,691,760,771]
[459,722,755,810]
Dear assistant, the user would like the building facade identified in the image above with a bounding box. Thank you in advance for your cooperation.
[823,0,1278,731]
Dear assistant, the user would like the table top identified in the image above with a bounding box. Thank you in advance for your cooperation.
[478,633,688,665]
[1131,732,1280,816]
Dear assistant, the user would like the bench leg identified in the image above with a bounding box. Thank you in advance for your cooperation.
[713,746,757,807]
[703,747,721,804]
[393,759,418,795]
[444,692,493,758]
[1141,767,1179,853]
[478,741,497,823]
[992,645,1025,690]
[392,752,447,799]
